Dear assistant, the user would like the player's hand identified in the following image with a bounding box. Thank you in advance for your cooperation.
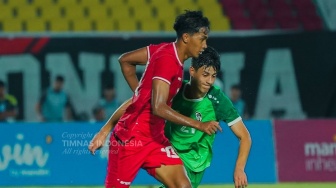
[233,168,248,188]
[88,131,108,155]
[198,121,222,135]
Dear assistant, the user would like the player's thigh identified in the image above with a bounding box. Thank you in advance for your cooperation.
[155,164,191,188]
[143,141,191,188]
[105,136,144,188]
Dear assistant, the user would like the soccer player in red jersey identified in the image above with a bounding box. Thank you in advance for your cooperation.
[90,10,221,188]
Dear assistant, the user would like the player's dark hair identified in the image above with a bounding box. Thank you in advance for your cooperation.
[55,75,64,82]
[173,10,210,38]
[191,46,220,72]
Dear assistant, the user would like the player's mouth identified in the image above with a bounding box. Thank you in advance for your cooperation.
[199,50,204,54]
[203,85,211,90]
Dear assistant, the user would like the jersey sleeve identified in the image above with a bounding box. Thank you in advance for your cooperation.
[209,87,241,126]
[147,43,168,59]
[152,55,177,85]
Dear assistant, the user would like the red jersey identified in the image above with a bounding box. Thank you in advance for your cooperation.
[114,42,184,142]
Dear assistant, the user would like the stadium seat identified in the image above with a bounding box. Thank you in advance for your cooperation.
[24,18,47,32]
[6,0,29,7]
[161,18,175,31]
[111,6,132,19]
[0,6,14,20]
[244,0,268,12]
[115,18,138,31]
[300,15,324,31]
[292,0,316,12]
[269,0,292,9]
[71,19,93,31]
[93,19,115,31]
[40,6,62,20]
[2,19,23,32]
[49,19,71,31]
[63,6,86,19]
[256,18,278,29]
[278,18,300,29]
[128,0,148,8]
[273,9,300,29]
[154,4,178,20]
[149,0,176,12]
[140,18,161,31]
[33,0,55,7]
[102,0,127,8]
[221,0,244,11]
[16,6,38,19]
[225,7,246,20]
[87,5,110,20]
[56,0,79,6]
[210,16,231,31]
[132,5,154,20]
[175,0,200,14]
[201,2,225,19]
[80,0,102,6]
[230,16,254,30]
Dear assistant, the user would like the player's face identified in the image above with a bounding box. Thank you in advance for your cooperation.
[190,65,217,94]
[186,27,209,58]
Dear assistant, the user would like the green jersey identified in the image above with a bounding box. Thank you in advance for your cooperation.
[165,81,241,172]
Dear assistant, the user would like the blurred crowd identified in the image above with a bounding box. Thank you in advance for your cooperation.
[0,75,120,123]
[0,76,249,123]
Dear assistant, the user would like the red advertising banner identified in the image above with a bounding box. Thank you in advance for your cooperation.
[274,120,336,182]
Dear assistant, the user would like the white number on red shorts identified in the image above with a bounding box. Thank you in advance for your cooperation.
[161,146,179,158]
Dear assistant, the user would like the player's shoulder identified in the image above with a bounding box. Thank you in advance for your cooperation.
[207,85,230,100]
[208,84,223,95]
[148,42,171,54]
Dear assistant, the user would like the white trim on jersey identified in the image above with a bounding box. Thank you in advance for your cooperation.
[153,76,171,85]
[228,116,242,126]
[135,46,151,96]
[173,42,183,66]
[146,46,150,60]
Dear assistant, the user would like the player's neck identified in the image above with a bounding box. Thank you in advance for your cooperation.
[174,41,189,63]
[184,83,206,99]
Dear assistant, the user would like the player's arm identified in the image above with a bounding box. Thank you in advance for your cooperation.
[230,120,251,188]
[152,79,221,135]
[35,92,47,121]
[89,98,132,155]
[118,47,148,92]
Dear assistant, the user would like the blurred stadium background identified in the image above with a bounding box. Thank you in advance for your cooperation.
[1,0,336,187]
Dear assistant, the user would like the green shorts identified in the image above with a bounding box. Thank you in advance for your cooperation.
[159,166,205,188]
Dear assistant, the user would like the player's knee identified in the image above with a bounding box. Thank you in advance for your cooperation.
[175,179,192,188]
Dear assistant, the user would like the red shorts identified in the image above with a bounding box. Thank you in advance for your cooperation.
[105,133,183,188]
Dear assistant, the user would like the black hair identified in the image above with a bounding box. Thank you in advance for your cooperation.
[0,80,5,87]
[173,10,210,38]
[55,75,64,82]
[191,46,220,71]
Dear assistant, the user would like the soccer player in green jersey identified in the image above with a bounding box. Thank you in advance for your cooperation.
[163,46,251,188]
[90,46,251,188]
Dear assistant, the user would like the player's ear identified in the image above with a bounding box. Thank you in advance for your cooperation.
[189,66,195,77]
[182,33,189,44]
